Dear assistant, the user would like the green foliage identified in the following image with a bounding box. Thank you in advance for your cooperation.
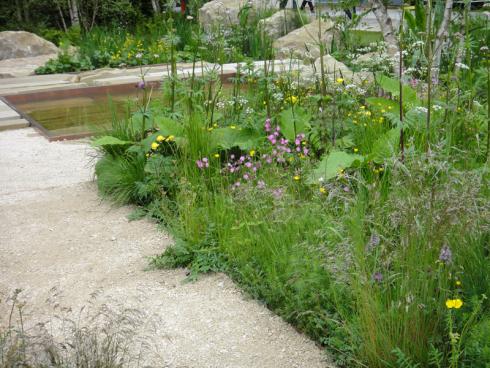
[375,74,420,107]
[90,20,490,367]
[308,150,363,183]
[92,136,132,147]
[278,107,311,141]
[95,153,146,205]
[464,316,490,367]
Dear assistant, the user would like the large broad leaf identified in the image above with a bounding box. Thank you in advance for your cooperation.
[278,107,311,141]
[153,116,184,137]
[308,150,364,184]
[210,127,262,150]
[210,127,240,150]
[375,74,419,107]
[366,97,399,112]
[92,136,132,147]
[368,127,401,164]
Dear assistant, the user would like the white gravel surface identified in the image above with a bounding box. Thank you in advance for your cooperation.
[0,128,333,367]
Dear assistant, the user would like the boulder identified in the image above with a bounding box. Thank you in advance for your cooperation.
[0,31,59,60]
[258,9,299,41]
[273,19,337,61]
[0,54,57,78]
[297,54,373,86]
[314,54,351,76]
[199,0,276,31]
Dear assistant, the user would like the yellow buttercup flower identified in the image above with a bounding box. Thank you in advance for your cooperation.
[353,147,359,153]
[214,153,220,158]
[156,135,165,142]
[319,187,327,194]
[151,142,159,150]
[249,150,255,157]
[446,299,456,309]
[293,175,300,181]
[336,78,344,84]
[230,125,236,129]
[167,135,175,141]
[287,95,298,104]
[456,280,462,286]
[446,299,464,309]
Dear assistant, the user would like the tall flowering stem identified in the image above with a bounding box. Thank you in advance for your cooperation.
[399,4,405,162]
[426,0,434,152]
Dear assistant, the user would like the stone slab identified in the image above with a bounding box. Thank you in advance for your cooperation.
[0,109,20,121]
[0,118,29,131]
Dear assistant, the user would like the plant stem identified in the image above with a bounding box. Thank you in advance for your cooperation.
[399,4,405,162]
[426,0,433,152]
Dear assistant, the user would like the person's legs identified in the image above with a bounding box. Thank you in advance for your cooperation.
[308,0,314,12]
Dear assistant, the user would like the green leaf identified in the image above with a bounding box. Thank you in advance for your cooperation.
[233,128,262,150]
[403,108,427,132]
[210,127,261,151]
[92,136,132,147]
[153,116,184,137]
[141,132,161,152]
[368,127,401,164]
[375,74,419,107]
[366,97,399,112]
[279,107,311,141]
[308,150,363,184]
[210,127,240,150]
[144,155,173,175]
[336,134,355,149]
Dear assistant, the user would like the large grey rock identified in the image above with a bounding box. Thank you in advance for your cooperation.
[199,0,276,31]
[0,31,59,60]
[258,10,299,41]
[273,20,337,61]
[0,54,57,78]
[314,54,351,76]
[298,54,373,86]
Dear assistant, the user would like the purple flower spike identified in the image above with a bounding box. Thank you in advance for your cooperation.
[272,188,283,199]
[373,272,383,283]
[264,118,271,132]
[439,245,452,264]
[136,80,146,89]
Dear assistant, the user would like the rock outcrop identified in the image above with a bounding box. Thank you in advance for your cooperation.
[273,19,337,61]
[298,54,373,86]
[0,54,57,78]
[199,0,276,31]
[0,31,59,60]
[258,10,299,41]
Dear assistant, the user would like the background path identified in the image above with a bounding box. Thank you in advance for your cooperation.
[0,128,332,367]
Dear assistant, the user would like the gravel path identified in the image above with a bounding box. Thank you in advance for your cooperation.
[0,128,332,367]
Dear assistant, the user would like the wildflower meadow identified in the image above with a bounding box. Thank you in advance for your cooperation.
[77,1,489,367]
